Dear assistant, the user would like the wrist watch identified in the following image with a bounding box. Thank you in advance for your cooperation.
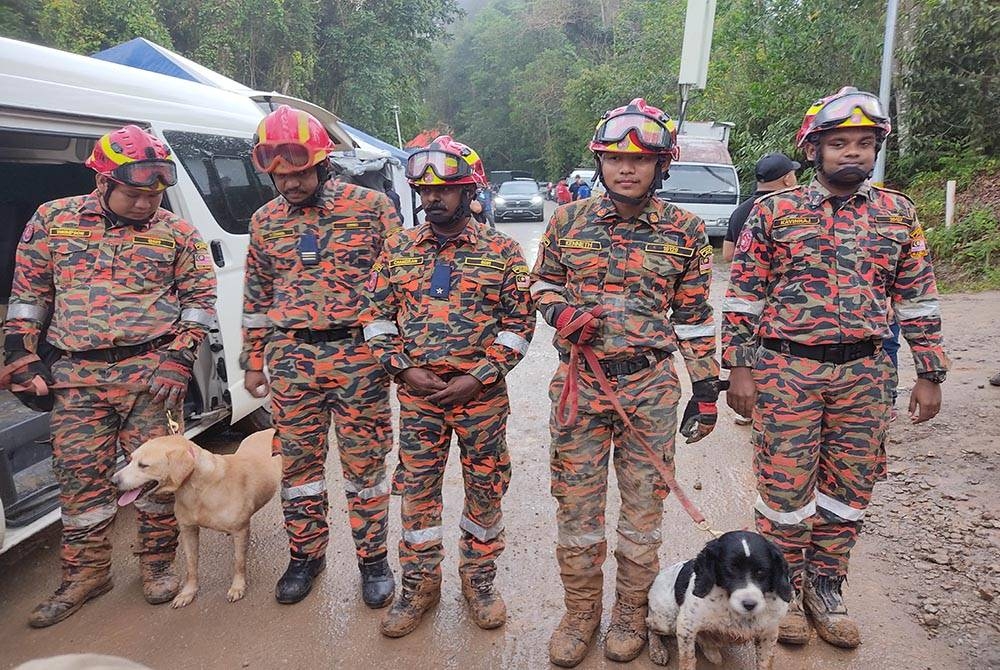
[917,370,947,384]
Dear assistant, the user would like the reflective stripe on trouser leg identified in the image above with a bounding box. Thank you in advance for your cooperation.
[328,348,393,561]
[396,386,452,583]
[613,356,679,599]
[811,354,888,577]
[752,347,826,588]
[270,378,333,559]
[120,390,179,558]
[455,382,511,580]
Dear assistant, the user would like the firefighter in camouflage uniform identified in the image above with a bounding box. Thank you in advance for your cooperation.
[723,87,948,649]
[530,99,722,666]
[362,136,535,637]
[3,125,217,627]
[240,106,401,607]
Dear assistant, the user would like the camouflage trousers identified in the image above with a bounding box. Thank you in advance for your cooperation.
[50,354,178,580]
[548,355,680,600]
[267,333,392,561]
[394,378,511,587]
[752,347,891,586]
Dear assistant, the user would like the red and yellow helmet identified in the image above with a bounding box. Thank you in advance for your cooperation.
[252,105,334,174]
[589,98,680,160]
[405,135,487,188]
[85,125,177,192]
[795,86,891,148]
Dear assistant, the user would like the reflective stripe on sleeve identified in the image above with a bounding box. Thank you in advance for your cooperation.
[180,307,215,327]
[495,331,530,355]
[242,312,272,328]
[6,302,49,322]
[895,299,940,320]
[674,323,716,340]
[722,297,764,316]
[363,320,399,341]
[529,280,564,297]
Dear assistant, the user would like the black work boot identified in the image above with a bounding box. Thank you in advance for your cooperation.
[804,574,861,648]
[359,556,395,608]
[275,556,326,604]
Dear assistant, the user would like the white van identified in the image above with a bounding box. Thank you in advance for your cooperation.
[0,37,378,552]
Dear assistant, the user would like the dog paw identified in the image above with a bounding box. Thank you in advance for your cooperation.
[227,584,246,602]
[648,635,671,666]
[171,590,197,608]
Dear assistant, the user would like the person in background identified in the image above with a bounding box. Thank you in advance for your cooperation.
[569,175,583,201]
[555,179,571,205]
[722,152,799,263]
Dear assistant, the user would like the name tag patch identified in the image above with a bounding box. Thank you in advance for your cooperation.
[774,215,820,227]
[263,229,296,241]
[390,256,425,268]
[645,242,694,258]
[330,220,372,230]
[463,256,506,271]
[133,235,176,249]
[558,238,602,250]
[50,227,91,238]
[874,215,913,226]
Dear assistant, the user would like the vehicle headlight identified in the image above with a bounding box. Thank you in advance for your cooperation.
[494,197,506,205]
[531,196,543,204]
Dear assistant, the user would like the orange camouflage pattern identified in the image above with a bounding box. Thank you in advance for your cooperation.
[722,178,948,584]
[4,192,217,580]
[361,219,535,582]
[240,178,401,561]
[529,194,718,601]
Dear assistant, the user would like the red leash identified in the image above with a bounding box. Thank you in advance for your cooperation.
[555,307,719,535]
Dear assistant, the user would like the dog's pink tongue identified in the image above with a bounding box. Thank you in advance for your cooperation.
[118,488,143,507]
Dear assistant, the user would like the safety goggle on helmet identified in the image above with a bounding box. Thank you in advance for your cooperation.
[796,87,892,148]
[589,98,680,159]
[251,105,334,174]
[86,125,178,192]
[405,135,486,187]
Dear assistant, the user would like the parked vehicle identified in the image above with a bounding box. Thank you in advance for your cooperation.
[0,37,407,553]
[493,180,545,222]
[659,121,740,240]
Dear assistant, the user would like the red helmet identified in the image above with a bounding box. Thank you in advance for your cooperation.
[406,135,487,188]
[795,86,891,148]
[589,98,680,160]
[252,105,334,174]
[86,125,177,192]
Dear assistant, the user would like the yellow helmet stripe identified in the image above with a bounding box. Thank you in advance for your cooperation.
[99,135,132,166]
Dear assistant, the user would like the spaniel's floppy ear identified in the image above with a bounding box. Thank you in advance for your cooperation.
[692,539,720,598]
[767,539,793,602]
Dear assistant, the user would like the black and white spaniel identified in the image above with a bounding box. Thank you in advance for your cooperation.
[646,530,792,670]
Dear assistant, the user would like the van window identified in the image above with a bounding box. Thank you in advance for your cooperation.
[658,164,740,205]
[164,131,276,235]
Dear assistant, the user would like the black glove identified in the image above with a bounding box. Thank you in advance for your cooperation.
[4,334,54,412]
[149,350,194,406]
[680,378,727,443]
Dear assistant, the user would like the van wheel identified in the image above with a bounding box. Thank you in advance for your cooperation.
[236,405,272,433]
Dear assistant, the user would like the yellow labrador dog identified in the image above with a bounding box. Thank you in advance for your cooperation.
[112,429,281,608]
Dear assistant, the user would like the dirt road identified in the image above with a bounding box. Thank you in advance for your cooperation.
[1,209,996,669]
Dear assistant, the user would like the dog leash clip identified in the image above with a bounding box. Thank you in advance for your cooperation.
[166,410,180,435]
[696,520,724,539]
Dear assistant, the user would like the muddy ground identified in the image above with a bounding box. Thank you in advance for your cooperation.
[1,212,997,670]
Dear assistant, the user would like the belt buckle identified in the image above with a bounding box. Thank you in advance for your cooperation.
[826,343,846,364]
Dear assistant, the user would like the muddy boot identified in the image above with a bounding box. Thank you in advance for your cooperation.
[778,589,811,645]
[604,593,648,662]
[140,555,181,605]
[460,572,506,629]
[549,543,606,668]
[359,556,395,609]
[28,572,113,628]
[275,556,326,604]
[804,574,861,649]
[380,576,441,638]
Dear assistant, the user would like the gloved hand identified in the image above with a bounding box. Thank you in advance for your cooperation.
[3,336,55,413]
[553,304,602,345]
[149,351,193,407]
[680,378,727,444]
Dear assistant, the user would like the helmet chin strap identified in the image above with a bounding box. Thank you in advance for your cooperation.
[595,154,665,207]
[426,187,474,227]
[813,144,871,188]
[99,181,153,229]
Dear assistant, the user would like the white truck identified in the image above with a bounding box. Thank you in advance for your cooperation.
[659,120,740,240]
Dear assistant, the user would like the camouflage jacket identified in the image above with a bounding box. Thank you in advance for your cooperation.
[240,179,402,371]
[361,220,536,386]
[721,179,949,373]
[530,195,719,382]
[4,192,217,358]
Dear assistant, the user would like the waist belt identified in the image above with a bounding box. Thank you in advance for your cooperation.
[761,338,879,365]
[67,334,174,364]
[285,327,358,344]
[559,349,671,377]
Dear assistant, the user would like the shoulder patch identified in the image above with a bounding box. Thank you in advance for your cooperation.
[909,225,928,257]
[463,256,506,271]
[698,245,713,275]
[558,237,603,251]
[193,240,209,251]
[511,264,530,275]
[20,222,34,244]
[774,215,820,227]
[49,227,91,238]
[390,255,424,268]
[645,242,695,258]
[756,185,799,202]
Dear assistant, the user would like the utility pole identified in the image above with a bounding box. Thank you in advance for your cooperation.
[391,104,403,149]
[872,0,899,185]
